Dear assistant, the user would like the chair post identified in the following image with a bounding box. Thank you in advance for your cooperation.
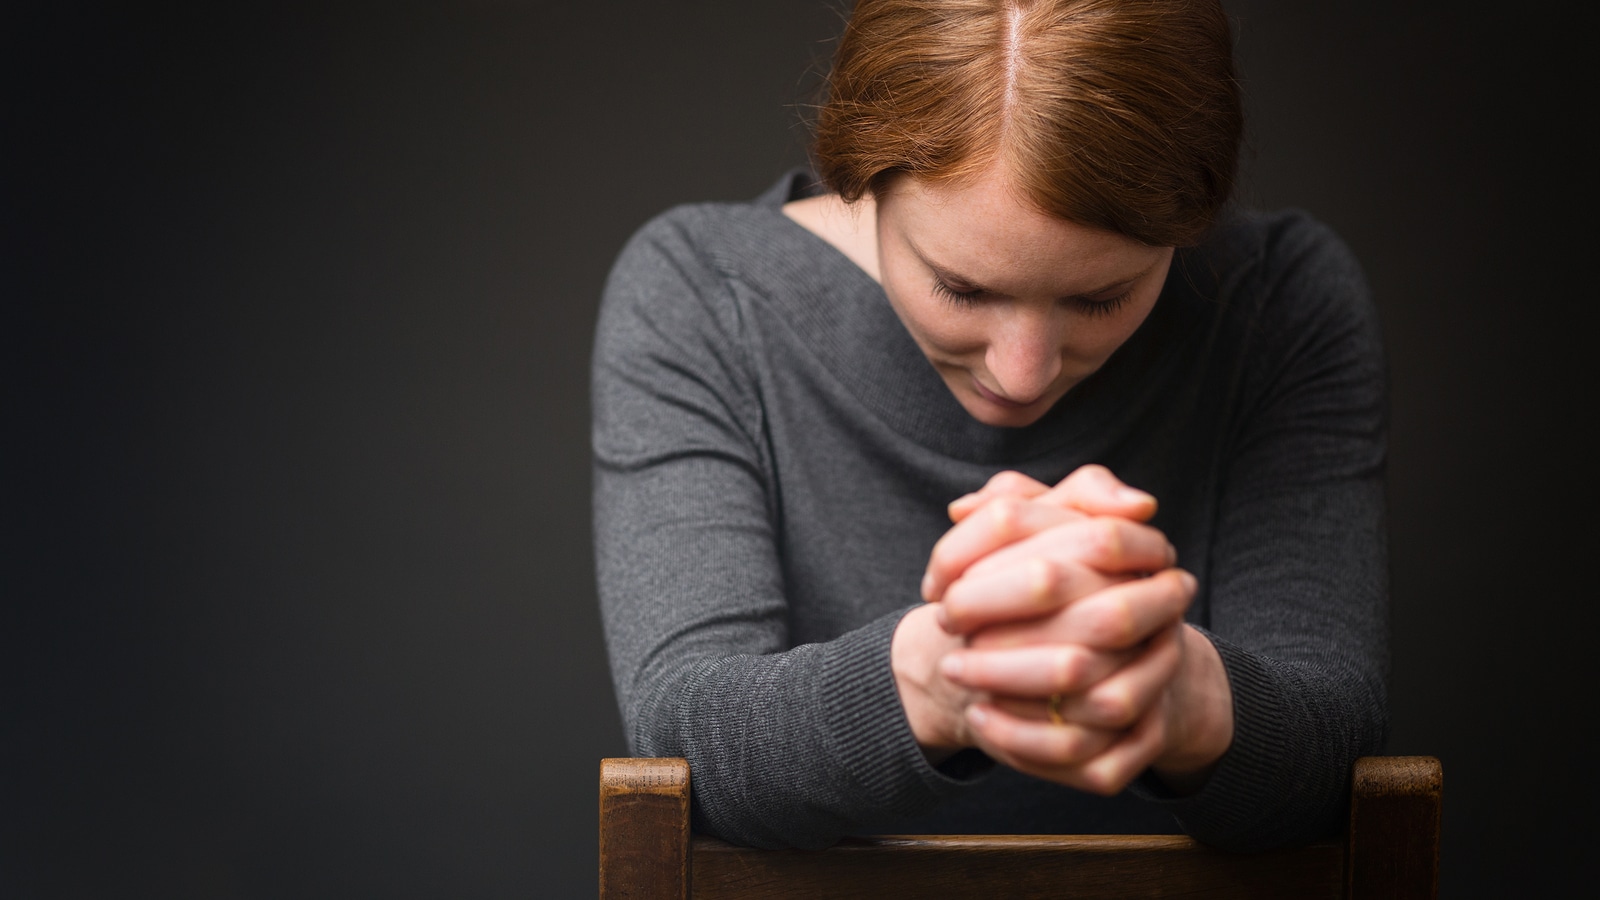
[599,758,692,900]
[1346,755,1442,899]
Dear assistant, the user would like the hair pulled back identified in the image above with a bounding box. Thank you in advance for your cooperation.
[813,0,1241,246]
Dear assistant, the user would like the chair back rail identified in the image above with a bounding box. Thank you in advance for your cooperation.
[598,755,1440,900]
[694,833,1343,899]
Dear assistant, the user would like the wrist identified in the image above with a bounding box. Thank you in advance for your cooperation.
[891,604,972,761]
[1151,624,1234,792]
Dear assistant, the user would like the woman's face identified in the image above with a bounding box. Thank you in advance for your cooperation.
[874,167,1174,428]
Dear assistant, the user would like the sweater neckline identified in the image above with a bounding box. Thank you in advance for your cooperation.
[732,170,1212,465]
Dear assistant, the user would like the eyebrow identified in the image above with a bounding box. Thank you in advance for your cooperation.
[914,243,1156,299]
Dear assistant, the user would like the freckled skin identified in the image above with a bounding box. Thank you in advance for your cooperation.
[872,167,1174,427]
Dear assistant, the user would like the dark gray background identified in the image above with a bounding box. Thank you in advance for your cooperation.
[4,2,1592,896]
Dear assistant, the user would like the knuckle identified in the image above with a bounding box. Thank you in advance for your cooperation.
[1079,765,1120,796]
[1163,574,1194,614]
[1030,558,1059,605]
[1068,463,1109,485]
[991,470,1031,492]
[1094,687,1136,728]
[986,495,1025,535]
[940,591,971,627]
[1094,594,1138,646]
[1086,518,1122,559]
[1171,568,1197,601]
[1049,648,1078,692]
[1049,725,1084,762]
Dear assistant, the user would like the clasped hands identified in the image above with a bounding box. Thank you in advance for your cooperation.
[891,465,1234,796]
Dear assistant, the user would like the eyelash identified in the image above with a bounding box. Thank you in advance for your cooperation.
[931,280,1134,318]
[930,280,983,306]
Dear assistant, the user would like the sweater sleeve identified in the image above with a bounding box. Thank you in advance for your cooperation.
[1137,214,1390,849]
[591,209,979,849]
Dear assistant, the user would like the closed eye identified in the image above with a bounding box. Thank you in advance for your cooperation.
[1073,290,1133,318]
[936,277,1135,318]
[932,279,984,307]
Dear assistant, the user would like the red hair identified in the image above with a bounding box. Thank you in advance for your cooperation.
[813,0,1242,246]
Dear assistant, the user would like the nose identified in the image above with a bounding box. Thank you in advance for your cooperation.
[983,312,1063,404]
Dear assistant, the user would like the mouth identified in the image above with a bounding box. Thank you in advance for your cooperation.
[970,378,1037,409]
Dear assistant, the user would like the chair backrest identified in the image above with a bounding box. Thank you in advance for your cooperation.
[598,755,1440,899]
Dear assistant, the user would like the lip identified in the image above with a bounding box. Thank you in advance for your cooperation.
[970,377,1037,409]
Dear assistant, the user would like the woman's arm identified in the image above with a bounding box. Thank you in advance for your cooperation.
[593,209,979,849]
[1155,217,1389,848]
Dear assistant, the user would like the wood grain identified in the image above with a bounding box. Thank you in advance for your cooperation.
[595,756,1443,899]
[1347,755,1442,899]
[599,758,691,900]
[692,833,1344,899]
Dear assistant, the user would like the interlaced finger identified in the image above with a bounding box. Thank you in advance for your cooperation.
[1039,464,1158,523]
[970,695,1169,796]
[938,556,1127,634]
[968,569,1194,651]
[940,643,1138,697]
[963,704,1122,768]
[922,496,1085,602]
[1041,625,1182,729]
[961,516,1176,587]
[946,470,1050,524]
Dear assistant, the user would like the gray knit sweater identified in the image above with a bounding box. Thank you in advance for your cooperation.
[591,172,1388,851]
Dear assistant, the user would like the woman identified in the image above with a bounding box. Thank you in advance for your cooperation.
[592,0,1387,851]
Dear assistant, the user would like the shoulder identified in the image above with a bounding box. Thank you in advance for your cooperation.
[1172,208,1388,435]
[591,202,780,453]
[592,183,823,426]
[1193,208,1381,363]
[1203,209,1373,322]
[606,201,776,299]
[606,171,818,302]
[597,200,782,354]
[598,173,856,366]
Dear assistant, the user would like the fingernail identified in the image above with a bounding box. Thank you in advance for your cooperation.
[934,603,954,632]
[1118,486,1154,504]
[1180,570,1197,591]
[921,572,936,602]
[947,494,977,521]
[939,655,965,680]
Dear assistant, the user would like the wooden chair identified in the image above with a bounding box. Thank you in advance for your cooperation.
[598,755,1440,899]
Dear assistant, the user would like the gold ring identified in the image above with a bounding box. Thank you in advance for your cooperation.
[1047,693,1065,725]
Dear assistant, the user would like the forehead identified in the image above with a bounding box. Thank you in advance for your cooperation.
[879,167,1164,291]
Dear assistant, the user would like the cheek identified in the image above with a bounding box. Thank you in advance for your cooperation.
[910,307,986,352]
[1063,296,1161,363]
[883,283,984,353]
[1062,319,1138,362]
